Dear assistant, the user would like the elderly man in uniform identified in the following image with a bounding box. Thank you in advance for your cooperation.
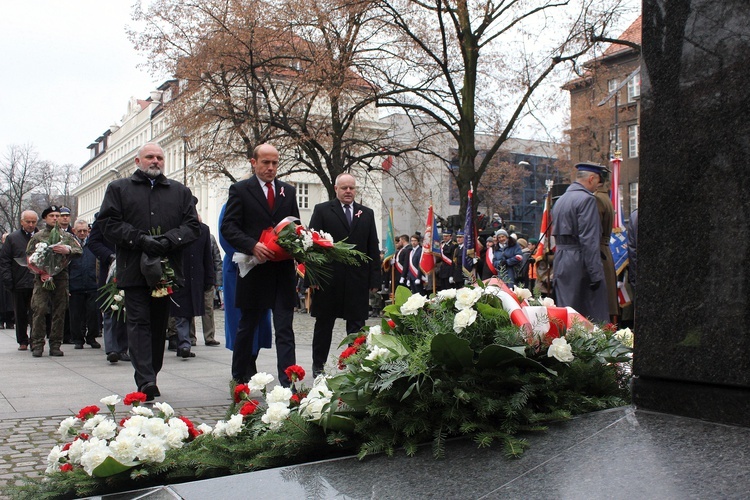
[98,142,200,400]
[551,162,609,323]
[26,206,82,357]
[307,173,380,376]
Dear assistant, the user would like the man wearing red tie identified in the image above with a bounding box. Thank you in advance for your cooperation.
[221,144,300,387]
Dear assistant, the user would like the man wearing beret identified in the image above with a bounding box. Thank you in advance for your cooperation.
[26,206,82,357]
[98,142,200,400]
[551,162,609,323]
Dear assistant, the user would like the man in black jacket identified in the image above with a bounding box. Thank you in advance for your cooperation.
[221,143,300,387]
[98,143,200,400]
[68,220,101,349]
[0,210,38,350]
[307,173,380,376]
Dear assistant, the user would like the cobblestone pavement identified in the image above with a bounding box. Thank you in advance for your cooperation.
[0,310,381,497]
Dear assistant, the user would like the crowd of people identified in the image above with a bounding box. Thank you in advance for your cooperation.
[0,140,636,401]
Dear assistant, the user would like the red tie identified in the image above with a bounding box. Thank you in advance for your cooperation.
[266,182,275,210]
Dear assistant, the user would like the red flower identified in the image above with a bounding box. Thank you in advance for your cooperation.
[233,384,250,403]
[75,433,90,441]
[178,416,196,430]
[386,319,396,329]
[295,225,305,235]
[61,442,72,452]
[289,392,306,406]
[167,286,173,294]
[124,392,147,406]
[239,400,260,417]
[60,463,73,472]
[353,336,366,346]
[119,417,130,427]
[338,346,359,369]
[76,405,100,420]
[284,365,306,383]
[311,231,334,248]
[604,323,617,333]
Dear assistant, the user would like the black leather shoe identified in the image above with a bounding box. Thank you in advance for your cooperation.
[140,382,159,402]
[178,347,195,358]
[88,340,101,349]
[107,352,120,363]
[167,337,178,351]
[74,344,84,350]
[205,340,220,346]
[50,348,64,357]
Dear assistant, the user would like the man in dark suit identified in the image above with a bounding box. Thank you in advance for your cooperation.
[307,173,380,376]
[221,144,300,387]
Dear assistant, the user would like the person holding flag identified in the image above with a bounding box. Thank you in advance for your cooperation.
[460,185,478,284]
[418,204,443,294]
[436,229,456,290]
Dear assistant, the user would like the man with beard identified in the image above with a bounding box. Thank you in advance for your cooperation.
[98,143,200,400]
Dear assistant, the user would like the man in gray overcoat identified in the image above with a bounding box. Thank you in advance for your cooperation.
[551,163,609,323]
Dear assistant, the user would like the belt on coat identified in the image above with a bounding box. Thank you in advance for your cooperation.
[555,235,579,245]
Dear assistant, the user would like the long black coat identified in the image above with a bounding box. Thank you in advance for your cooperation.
[98,169,200,289]
[308,200,380,321]
[170,223,215,318]
[220,176,300,310]
[0,229,37,291]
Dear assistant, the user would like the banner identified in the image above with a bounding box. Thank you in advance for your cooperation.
[461,187,476,278]
[382,209,396,270]
[420,204,436,274]
[532,188,552,261]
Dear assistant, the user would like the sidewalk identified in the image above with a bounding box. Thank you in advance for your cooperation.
[0,310,377,494]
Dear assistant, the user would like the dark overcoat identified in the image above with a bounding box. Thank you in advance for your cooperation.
[220,176,300,310]
[308,200,380,321]
[170,223,215,318]
[551,182,608,323]
[98,169,200,288]
[0,229,37,291]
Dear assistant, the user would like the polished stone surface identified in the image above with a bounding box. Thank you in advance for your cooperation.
[98,407,750,499]
[635,0,750,423]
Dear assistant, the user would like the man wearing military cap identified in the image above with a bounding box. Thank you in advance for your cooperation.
[436,228,456,290]
[26,206,82,356]
[58,206,74,234]
[551,162,608,323]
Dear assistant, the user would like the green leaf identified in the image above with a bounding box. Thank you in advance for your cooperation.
[476,344,557,375]
[430,333,473,369]
[394,285,412,307]
[371,333,410,357]
[475,302,505,318]
[92,456,138,478]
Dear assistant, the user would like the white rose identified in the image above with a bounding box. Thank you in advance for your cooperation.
[366,325,382,344]
[58,416,79,437]
[154,402,175,418]
[400,293,428,315]
[482,285,502,297]
[547,337,575,362]
[261,402,291,430]
[513,286,532,301]
[248,372,275,392]
[266,385,293,405]
[365,345,391,363]
[453,307,478,333]
[455,287,481,310]
[541,297,555,307]
[436,288,457,301]
[614,327,634,347]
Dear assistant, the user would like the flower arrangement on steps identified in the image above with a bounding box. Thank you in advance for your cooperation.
[12,282,632,499]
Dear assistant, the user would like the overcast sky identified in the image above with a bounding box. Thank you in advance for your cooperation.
[1,1,640,169]
[0,1,160,167]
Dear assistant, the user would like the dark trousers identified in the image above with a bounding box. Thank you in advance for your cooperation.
[69,291,99,345]
[312,316,365,376]
[12,289,33,346]
[233,296,295,386]
[123,287,170,390]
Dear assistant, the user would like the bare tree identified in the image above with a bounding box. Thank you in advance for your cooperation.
[0,144,41,233]
[371,0,633,219]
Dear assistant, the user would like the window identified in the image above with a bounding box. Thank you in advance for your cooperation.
[628,124,639,158]
[627,72,641,102]
[295,183,309,209]
[629,182,638,212]
[607,79,619,107]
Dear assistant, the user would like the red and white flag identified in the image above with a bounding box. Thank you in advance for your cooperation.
[532,189,552,261]
[419,204,436,274]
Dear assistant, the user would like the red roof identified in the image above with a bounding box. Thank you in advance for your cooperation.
[602,15,641,57]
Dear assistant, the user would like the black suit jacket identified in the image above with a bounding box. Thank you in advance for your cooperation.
[220,175,300,310]
[307,200,380,320]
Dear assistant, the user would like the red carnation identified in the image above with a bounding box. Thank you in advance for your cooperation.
[119,417,130,427]
[284,365,306,383]
[178,416,196,430]
[233,384,250,403]
[604,323,617,333]
[75,433,90,441]
[76,405,100,420]
[386,319,396,329]
[124,392,147,406]
[353,336,366,346]
[311,231,334,248]
[61,442,72,452]
[338,346,359,369]
[60,463,73,472]
[290,393,306,406]
[239,400,260,417]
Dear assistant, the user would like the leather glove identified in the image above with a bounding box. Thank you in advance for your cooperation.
[589,280,601,291]
[139,235,169,257]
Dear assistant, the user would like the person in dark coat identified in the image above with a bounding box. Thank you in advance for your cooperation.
[307,173,380,376]
[492,229,524,286]
[0,210,38,350]
[436,230,456,290]
[220,143,300,387]
[169,219,215,358]
[87,214,129,363]
[394,234,410,286]
[551,163,608,323]
[451,230,467,287]
[401,235,426,295]
[98,142,200,400]
[68,220,101,349]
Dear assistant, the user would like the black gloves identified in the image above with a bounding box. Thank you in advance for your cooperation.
[138,235,169,257]
[589,280,601,291]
